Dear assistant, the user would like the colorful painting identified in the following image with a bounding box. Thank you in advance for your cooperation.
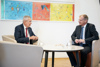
[2,0,32,20]
[1,0,5,19]
[50,3,74,21]
[1,0,74,21]
[33,2,50,21]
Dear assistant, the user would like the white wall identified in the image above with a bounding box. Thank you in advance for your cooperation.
[0,0,100,58]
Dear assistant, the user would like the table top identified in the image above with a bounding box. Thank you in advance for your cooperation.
[40,45,84,52]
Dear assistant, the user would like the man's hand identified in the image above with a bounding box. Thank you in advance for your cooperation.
[79,39,85,43]
[75,39,80,43]
[75,39,85,44]
[29,36,38,40]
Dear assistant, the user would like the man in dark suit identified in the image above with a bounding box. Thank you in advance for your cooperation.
[14,16,38,44]
[67,14,99,67]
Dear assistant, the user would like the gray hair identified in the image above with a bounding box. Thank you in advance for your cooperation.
[23,16,31,22]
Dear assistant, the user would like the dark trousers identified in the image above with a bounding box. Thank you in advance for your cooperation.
[67,46,91,67]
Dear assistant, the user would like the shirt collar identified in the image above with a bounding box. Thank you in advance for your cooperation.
[82,23,87,28]
[23,24,27,29]
[84,23,87,28]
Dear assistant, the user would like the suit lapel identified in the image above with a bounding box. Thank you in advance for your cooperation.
[85,23,89,38]
[78,26,82,39]
[28,28,31,36]
[21,24,25,37]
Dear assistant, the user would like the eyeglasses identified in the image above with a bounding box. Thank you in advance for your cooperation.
[28,21,32,22]
[79,19,85,21]
[26,20,32,22]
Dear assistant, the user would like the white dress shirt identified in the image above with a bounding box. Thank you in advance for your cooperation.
[82,23,87,44]
[23,24,30,44]
[23,24,30,37]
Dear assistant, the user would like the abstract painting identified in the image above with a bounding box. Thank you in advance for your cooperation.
[1,0,5,19]
[33,2,50,21]
[1,0,74,21]
[50,3,74,21]
[1,0,32,20]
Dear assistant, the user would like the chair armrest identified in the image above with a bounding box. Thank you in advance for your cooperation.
[98,49,100,67]
[91,39,100,67]
[2,35,17,43]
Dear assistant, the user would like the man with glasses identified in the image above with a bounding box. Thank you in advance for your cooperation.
[14,16,38,44]
[67,14,99,67]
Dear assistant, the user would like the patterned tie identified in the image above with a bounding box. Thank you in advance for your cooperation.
[26,28,29,44]
[80,27,84,46]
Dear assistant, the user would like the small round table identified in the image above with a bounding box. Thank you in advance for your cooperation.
[42,45,84,67]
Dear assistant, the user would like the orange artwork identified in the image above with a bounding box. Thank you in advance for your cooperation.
[32,2,50,21]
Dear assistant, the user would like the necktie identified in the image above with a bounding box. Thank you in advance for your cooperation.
[26,28,29,44]
[80,27,84,46]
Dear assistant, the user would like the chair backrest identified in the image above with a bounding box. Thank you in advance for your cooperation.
[2,35,45,46]
[98,37,100,67]
[91,39,100,67]
[0,41,43,67]
[2,35,17,43]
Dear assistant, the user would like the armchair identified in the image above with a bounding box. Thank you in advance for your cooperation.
[91,39,100,67]
[98,50,100,67]
[2,35,42,45]
[0,41,43,67]
[70,38,100,67]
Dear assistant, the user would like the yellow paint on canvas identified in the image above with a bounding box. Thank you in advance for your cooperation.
[50,3,73,21]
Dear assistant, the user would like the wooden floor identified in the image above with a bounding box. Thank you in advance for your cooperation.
[41,58,71,67]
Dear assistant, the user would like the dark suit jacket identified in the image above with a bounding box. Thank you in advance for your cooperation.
[71,23,99,48]
[14,24,37,44]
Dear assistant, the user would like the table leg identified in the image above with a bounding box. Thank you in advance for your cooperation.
[76,51,80,67]
[52,52,55,67]
[44,51,48,67]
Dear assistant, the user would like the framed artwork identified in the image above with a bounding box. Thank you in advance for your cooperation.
[1,0,74,21]
[33,2,50,21]
[1,0,32,20]
[50,3,74,21]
